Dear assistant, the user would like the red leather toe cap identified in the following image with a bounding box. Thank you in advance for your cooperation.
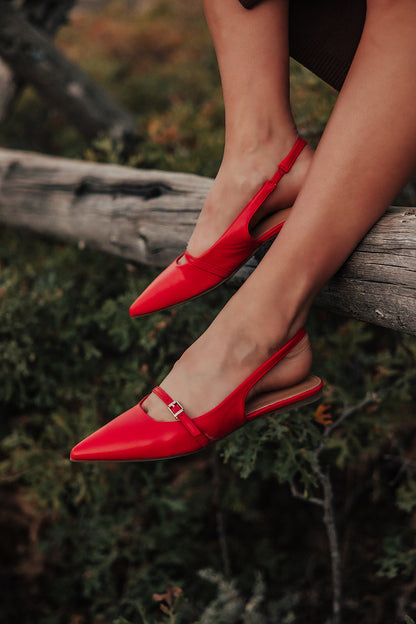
[70,401,205,462]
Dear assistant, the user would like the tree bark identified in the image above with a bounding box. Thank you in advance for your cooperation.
[0,1,137,145]
[0,147,415,335]
[0,60,17,121]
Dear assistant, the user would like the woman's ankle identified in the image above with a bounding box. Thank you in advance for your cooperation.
[186,130,312,257]
[223,123,301,172]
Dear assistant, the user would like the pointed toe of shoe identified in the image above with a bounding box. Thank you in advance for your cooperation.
[70,401,204,462]
[129,259,187,317]
[70,403,150,462]
[128,282,169,317]
[129,256,219,317]
[70,420,126,462]
[70,403,146,462]
[70,438,95,462]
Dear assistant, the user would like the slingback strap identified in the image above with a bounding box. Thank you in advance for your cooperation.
[240,136,307,229]
[152,386,211,448]
[242,327,308,401]
[270,137,306,184]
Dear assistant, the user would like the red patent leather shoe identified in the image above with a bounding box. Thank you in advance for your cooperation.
[70,327,323,462]
[129,137,307,316]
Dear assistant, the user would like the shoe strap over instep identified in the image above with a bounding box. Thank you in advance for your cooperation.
[152,386,211,447]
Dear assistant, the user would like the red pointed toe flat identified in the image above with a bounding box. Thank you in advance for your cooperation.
[70,327,323,463]
[129,137,307,317]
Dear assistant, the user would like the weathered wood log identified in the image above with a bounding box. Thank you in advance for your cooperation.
[0,1,137,145]
[0,147,415,335]
[0,148,210,267]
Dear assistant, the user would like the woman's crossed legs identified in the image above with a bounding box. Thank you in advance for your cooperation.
[143,0,416,424]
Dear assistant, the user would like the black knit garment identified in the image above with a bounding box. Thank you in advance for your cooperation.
[237,0,365,92]
[238,0,262,8]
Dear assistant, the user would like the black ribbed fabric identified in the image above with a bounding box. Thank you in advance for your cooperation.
[289,0,366,91]
[238,0,262,7]
[238,0,366,91]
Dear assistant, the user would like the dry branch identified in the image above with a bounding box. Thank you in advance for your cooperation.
[289,393,378,624]
[0,1,136,143]
[0,147,415,335]
[0,0,76,120]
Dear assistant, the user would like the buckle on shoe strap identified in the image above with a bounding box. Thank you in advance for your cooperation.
[167,400,184,420]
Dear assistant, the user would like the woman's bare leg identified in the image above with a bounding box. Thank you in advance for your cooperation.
[187,0,313,258]
[144,0,416,421]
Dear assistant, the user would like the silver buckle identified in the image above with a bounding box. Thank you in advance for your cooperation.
[167,400,184,420]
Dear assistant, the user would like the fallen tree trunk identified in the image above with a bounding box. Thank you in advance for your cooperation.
[0,148,210,266]
[0,148,415,335]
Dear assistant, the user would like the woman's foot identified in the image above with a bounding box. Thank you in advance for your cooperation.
[129,133,313,317]
[185,133,314,258]
[70,324,319,462]
[142,321,313,423]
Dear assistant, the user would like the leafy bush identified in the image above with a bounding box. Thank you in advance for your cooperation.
[1,228,416,624]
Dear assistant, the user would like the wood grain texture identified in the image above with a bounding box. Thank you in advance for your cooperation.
[0,148,211,266]
[0,148,414,334]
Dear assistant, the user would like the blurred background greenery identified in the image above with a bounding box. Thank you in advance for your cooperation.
[0,1,415,623]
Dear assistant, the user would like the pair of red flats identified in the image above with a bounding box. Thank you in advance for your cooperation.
[70,137,323,462]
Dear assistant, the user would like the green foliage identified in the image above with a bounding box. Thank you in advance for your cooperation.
[377,534,416,580]
[397,479,416,513]
[0,227,230,623]
[2,224,416,623]
[197,569,300,624]
[221,410,322,492]
[376,469,416,583]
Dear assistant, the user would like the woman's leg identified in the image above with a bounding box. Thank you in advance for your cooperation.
[144,0,416,421]
[187,0,313,257]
